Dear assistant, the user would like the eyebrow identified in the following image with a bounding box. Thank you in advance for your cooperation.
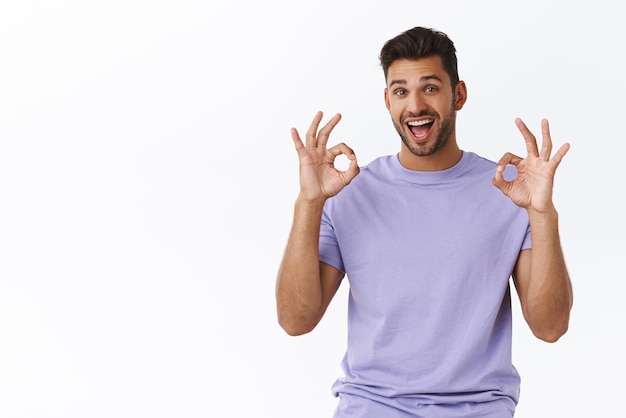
[388,74,444,88]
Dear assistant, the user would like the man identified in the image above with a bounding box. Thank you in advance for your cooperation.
[276,26,572,417]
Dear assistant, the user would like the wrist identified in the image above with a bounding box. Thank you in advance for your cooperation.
[527,205,559,225]
[295,194,327,210]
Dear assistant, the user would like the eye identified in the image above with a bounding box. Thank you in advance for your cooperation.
[425,86,438,93]
[394,89,407,96]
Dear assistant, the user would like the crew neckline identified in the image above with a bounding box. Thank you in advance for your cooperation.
[388,151,470,185]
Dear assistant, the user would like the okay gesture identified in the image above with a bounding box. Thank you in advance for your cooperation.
[492,118,570,213]
[291,111,360,202]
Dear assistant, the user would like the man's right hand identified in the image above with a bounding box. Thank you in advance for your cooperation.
[291,111,360,202]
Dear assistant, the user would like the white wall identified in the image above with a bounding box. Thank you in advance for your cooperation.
[0,1,623,417]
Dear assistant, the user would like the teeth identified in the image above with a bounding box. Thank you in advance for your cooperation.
[408,119,433,126]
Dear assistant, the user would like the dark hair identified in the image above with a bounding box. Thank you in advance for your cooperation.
[379,27,459,87]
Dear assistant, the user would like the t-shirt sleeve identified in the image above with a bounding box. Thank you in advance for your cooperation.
[521,223,532,250]
[318,205,345,273]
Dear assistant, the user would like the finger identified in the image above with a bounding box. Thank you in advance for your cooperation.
[492,165,508,190]
[291,127,307,159]
[329,142,356,161]
[493,152,521,187]
[330,143,360,182]
[496,151,522,169]
[540,119,553,162]
[317,113,342,149]
[492,162,510,191]
[515,118,539,157]
[343,157,360,183]
[305,111,324,149]
[549,142,571,169]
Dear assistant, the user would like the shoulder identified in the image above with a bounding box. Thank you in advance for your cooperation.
[463,151,496,172]
[344,155,397,188]
[463,151,518,180]
[324,155,397,209]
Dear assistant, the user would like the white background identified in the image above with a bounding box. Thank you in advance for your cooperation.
[0,1,624,417]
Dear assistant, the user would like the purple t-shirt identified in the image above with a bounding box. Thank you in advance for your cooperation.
[319,152,531,417]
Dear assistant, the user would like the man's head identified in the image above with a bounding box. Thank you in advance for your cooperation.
[379,26,459,88]
[380,27,466,170]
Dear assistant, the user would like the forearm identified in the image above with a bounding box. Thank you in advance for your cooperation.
[276,197,327,335]
[524,207,573,341]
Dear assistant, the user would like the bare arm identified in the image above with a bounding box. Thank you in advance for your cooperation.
[512,214,572,342]
[493,118,573,342]
[276,198,345,336]
[276,111,359,336]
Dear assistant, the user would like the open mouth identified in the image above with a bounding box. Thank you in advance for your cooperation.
[407,119,434,139]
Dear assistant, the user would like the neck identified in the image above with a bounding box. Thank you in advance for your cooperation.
[398,140,462,171]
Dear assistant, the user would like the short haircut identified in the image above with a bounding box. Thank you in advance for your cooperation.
[379,27,459,87]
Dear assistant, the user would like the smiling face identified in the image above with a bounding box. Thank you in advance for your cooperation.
[384,56,467,171]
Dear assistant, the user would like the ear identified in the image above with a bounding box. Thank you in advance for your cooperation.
[384,87,391,110]
[454,80,467,110]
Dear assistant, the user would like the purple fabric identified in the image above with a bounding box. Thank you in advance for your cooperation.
[319,152,531,417]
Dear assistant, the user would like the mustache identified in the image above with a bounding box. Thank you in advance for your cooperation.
[400,110,439,123]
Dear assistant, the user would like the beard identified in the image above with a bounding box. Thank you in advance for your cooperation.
[393,102,456,157]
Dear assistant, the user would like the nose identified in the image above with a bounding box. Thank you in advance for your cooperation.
[406,92,428,114]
